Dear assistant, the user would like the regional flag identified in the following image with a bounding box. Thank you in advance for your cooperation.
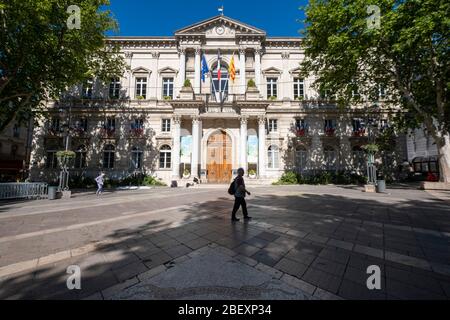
[229,54,236,82]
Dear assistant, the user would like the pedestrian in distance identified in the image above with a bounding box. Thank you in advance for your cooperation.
[228,167,252,222]
[95,172,105,196]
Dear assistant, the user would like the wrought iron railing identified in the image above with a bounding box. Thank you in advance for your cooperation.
[0,183,48,200]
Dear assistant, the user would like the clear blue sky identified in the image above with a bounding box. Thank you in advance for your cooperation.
[106,0,308,37]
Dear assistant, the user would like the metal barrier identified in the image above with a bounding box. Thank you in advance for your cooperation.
[0,183,48,200]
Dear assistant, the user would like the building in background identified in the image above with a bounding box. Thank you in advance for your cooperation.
[0,119,34,182]
[28,15,406,185]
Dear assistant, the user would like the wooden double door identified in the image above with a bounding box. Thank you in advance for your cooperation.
[207,130,232,183]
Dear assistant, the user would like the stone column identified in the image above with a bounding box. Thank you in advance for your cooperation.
[239,49,246,94]
[125,52,133,98]
[255,49,262,93]
[258,115,266,178]
[172,116,181,179]
[194,48,201,94]
[178,48,186,97]
[240,116,248,171]
[191,116,200,177]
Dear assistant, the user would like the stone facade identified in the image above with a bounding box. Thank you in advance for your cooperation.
[29,15,405,185]
[0,119,34,181]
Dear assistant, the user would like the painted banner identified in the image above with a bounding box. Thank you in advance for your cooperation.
[247,135,258,163]
[180,135,192,163]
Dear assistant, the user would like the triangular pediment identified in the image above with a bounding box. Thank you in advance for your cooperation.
[175,15,266,36]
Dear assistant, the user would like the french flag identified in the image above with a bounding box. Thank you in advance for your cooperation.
[217,49,221,81]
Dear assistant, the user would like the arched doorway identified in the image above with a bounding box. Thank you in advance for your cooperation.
[207,130,232,183]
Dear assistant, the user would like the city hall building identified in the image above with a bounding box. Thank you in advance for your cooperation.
[29,15,404,185]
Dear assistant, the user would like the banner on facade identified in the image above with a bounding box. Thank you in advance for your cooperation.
[180,136,192,163]
[247,135,258,163]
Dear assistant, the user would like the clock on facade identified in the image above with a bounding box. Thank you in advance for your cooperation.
[216,26,225,35]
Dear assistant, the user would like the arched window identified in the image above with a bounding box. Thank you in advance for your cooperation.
[324,146,336,171]
[352,146,365,170]
[159,145,171,169]
[295,146,308,172]
[75,145,87,169]
[267,145,279,169]
[211,62,229,102]
[131,146,143,169]
[103,144,115,169]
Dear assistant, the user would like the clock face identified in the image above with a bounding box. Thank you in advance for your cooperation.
[216,26,225,35]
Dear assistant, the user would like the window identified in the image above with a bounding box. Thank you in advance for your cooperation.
[50,117,60,132]
[267,78,277,98]
[103,118,116,131]
[131,146,143,169]
[109,77,121,99]
[324,119,336,135]
[74,145,87,169]
[83,79,93,98]
[162,77,174,99]
[46,151,58,169]
[352,119,365,136]
[103,144,115,169]
[268,119,277,133]
[162,119,171,132]
[131,119,144,129]
[159,145,171,169]
[295,146,307,172]
[135,77,147,99]
[74,118,88,132]
[267,145,279,169]
[211,64,229,102]
[352,146,365,170]
[295,119,308,136]
[324,146,336,170]
[12,124,20,138]
[293,78,304,99]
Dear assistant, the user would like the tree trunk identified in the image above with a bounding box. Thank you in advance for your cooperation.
[437,134,450,183]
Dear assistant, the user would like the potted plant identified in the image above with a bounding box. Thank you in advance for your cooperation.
[163,96,172,101]
[268,96,277,101]
[248,169,257,179]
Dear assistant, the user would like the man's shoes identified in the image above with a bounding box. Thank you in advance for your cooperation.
[231,218,240,222]
[244,216,252,220]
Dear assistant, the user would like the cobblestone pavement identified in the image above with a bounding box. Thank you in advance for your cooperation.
[0,185,449,300]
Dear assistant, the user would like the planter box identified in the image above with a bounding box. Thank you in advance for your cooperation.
[179,87,194,100]
[420,182,450,190]
[245,87,260,100]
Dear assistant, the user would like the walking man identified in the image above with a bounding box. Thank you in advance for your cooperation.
[231,168,252,222]
[95,172,105,196]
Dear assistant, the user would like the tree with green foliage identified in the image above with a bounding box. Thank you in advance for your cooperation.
[300,0,449,182]
[0,0,127,133]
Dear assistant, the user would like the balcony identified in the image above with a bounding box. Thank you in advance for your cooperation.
[99,128,117,139]
[129,128,144,138]
[352,128,366,137]
[324,127,336,137]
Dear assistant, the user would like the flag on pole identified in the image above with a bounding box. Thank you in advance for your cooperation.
[217,49,221,82]
[228,53,236,83]
[201,54,209,82]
